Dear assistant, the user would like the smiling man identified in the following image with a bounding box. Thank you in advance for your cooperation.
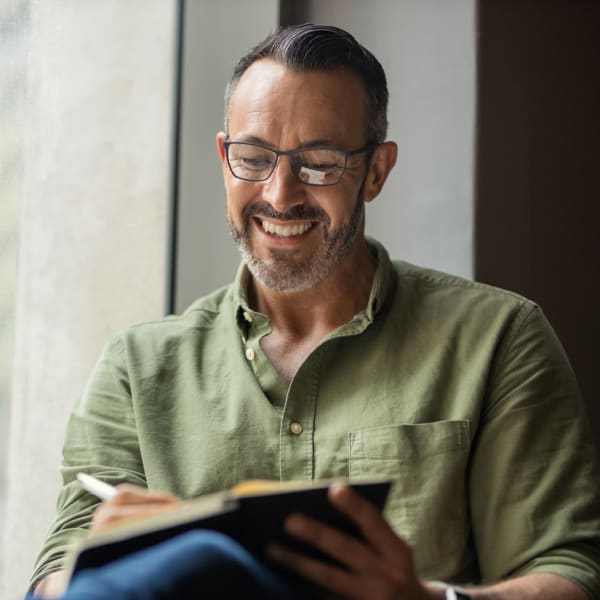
[31,24,600,600]
[217,58,396,382]
[221,63,382,295]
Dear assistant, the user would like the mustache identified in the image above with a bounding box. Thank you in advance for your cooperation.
[242,201,329,224]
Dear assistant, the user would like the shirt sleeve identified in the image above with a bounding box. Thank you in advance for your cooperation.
[30,335,146,588]
[468,302,600,596]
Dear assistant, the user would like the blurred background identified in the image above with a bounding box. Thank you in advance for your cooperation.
[1,1,598,597]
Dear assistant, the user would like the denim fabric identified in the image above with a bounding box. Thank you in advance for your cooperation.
[28,531,304,600]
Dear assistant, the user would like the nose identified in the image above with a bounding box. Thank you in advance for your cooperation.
[261,155,306,213]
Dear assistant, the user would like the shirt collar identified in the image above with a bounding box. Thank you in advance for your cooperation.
[233,236,396,333]
[364,236,396,321]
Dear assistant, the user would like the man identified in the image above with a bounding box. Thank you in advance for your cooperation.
[32,24,600,599]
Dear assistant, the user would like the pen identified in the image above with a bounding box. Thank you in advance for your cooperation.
[76,472,118,501]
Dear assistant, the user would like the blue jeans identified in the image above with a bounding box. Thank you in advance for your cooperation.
[28,531,308,599]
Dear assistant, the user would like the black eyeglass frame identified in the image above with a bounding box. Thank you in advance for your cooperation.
[222,140,377,186]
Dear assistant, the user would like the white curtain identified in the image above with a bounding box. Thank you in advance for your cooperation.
[1,2,175,597]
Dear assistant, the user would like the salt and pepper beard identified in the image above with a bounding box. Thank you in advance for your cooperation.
[228,184,366,292]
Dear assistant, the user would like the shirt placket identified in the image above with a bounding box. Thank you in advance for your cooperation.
[279,349,321,481]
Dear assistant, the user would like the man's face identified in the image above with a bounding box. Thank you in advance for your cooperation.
[218,59,373,292]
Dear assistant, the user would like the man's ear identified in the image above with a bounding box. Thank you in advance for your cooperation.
[216,131,227,163]
[363,141,398,204]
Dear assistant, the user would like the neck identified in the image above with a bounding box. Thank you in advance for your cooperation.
[248,237,376,340]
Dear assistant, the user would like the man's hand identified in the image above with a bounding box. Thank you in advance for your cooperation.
[32,486,180,598]
[266,484,590,600]
[33,570,68,599]
[266,484,441,600]
[90,483,181,533]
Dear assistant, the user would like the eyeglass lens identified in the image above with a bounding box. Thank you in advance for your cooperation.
[226,143,347,185]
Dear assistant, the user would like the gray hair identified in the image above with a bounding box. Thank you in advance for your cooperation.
[224,23,389,144]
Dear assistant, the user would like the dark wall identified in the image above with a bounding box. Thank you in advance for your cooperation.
[475,0,600,447]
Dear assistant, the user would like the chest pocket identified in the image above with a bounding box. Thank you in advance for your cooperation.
[349,420,471,579]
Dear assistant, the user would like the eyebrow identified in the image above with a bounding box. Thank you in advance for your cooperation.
[232,135,342,151]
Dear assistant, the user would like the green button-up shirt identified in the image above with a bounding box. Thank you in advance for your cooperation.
[32,239,600,596]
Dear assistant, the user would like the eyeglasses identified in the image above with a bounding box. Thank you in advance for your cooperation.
[223,140,375,186]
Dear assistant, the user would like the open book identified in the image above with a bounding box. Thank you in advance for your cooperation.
[65,478,391,583]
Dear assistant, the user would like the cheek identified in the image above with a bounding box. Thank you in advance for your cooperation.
[321,187,362,225]
[225,180,256,221]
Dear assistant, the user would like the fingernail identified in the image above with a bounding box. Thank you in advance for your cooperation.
[328,482,349,498]
[329,482,346,492]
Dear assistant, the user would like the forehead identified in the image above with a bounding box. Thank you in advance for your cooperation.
[227,58,369,146]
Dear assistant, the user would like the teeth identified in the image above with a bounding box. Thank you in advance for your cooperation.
[261,221,312,237]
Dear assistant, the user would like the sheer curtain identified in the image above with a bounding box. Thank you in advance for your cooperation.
[0,0,29,594]
[1,2,176,596]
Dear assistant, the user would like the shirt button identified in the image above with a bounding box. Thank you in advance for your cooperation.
[290,422,303,435]
[243,311,254,323]
[245,348,255,361]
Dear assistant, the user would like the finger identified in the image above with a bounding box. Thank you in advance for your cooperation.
[89,484,181,533]
[110,484,180,506]
[328,484,412,559]
[266,543,365,599]
[91,500,180,532]
[283,513,381,574]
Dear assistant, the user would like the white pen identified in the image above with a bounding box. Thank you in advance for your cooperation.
[76,472,118,501]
